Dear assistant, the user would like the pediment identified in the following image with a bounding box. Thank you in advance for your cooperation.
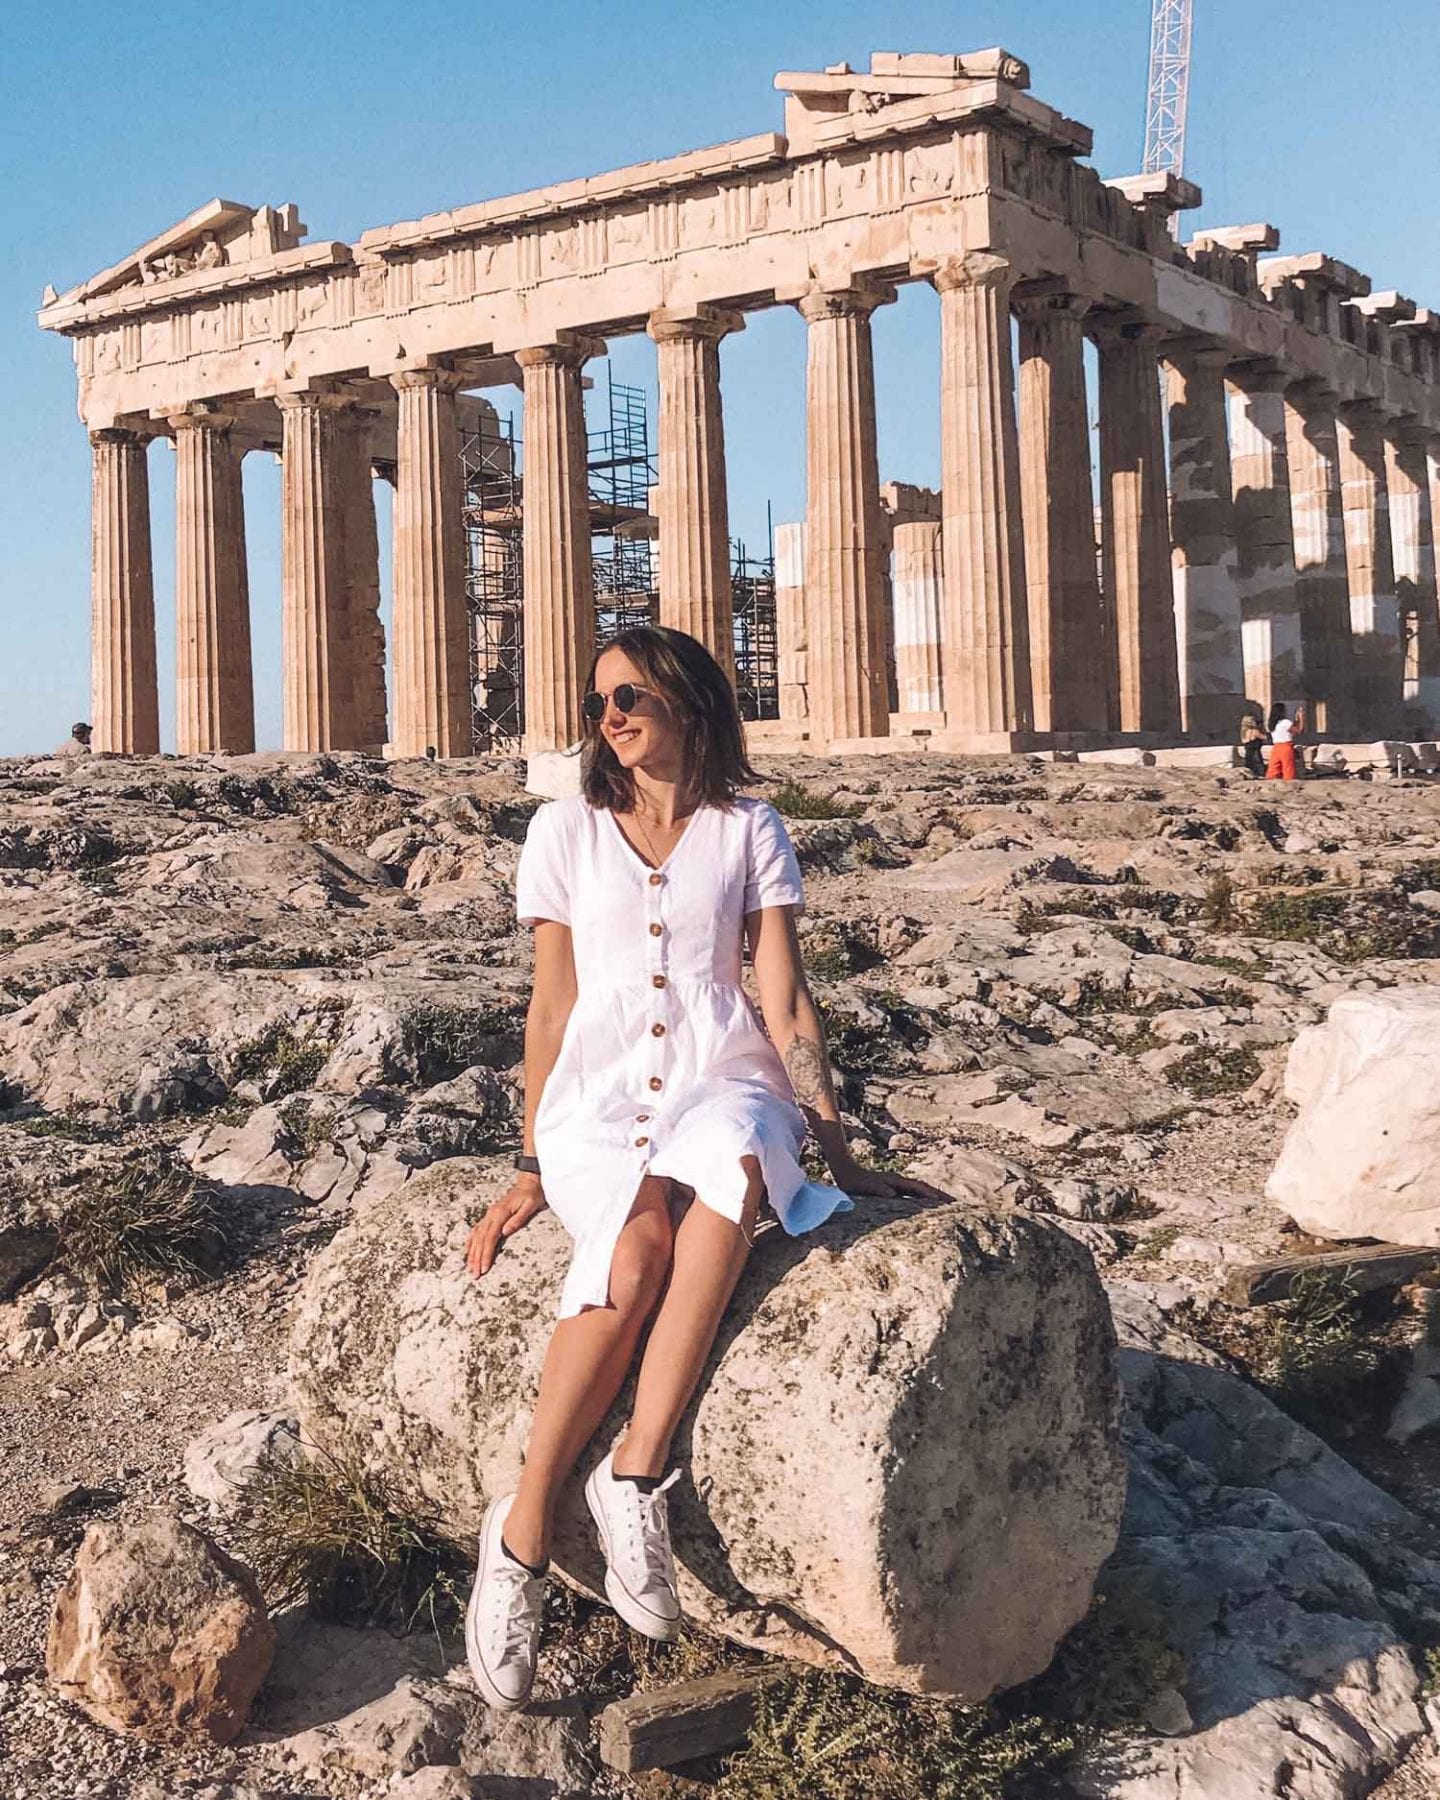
[49,199,308,309]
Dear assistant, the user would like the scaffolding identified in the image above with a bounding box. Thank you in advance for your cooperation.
[463,368,659,752]
[463,370,778,747]
[731,529,779,722]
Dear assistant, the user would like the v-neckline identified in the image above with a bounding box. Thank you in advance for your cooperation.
[606,803,703,875]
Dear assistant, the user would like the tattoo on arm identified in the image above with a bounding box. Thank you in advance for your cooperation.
[784,1034,830,1108]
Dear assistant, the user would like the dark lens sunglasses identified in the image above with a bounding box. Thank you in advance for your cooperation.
[582,682,643,723]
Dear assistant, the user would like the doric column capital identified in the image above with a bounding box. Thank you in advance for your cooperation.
[167,403,237,435]
[389,365,469,395]
[1228,359,1291,394]
[1088,313,1168,349]
[1163,339,1235,373]
[1284,376,1340,410]
[647,305,745,346]
[88,425,148,449]
[925,251,1014,297]
[1011,284,1091,326]
[1338,397,1387,429]
[793,276,896,324]
[1390,414,1432,450]
[514,333,605,373]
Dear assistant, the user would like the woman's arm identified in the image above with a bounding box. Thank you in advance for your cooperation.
[747,906,947,1202]
[747,904,854,1179]
[466,919,577,1275]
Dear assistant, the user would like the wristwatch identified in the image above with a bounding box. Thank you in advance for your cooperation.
[514,1154,542,1176]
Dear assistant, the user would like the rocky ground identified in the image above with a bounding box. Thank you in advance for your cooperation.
[5,745,1440,1796]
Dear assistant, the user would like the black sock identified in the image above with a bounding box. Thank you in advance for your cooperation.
[615,1473,663,1495]
[500,1536,548,1578]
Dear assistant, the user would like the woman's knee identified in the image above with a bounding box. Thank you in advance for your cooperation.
[608,1187,673,1316]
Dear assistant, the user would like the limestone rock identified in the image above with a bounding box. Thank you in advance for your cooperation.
[277,1674,471,1780]
[461,1697,593,1796]
[288,1158,1125,1699]
[46,1512,274,1743]
[1267,988,1440,1243]
[184,1409,302,1511]
[1076,1284,1439,1799]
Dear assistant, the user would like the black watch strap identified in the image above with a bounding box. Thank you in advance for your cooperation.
[514,1153,542,1175]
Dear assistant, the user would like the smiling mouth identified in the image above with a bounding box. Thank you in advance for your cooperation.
[609,727,641,746]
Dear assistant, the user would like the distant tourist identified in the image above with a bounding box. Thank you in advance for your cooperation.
[1239,712,1268,778]
[1266,704,1298,781]
[459,624,947,1712]
[55,721,92,758]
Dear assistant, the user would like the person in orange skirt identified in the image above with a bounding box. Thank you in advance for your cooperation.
[1266,704,1298,780]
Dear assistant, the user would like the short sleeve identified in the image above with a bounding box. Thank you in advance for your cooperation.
[515,804,572,927]
[743,802,805,915]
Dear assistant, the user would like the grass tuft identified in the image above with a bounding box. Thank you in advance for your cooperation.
[242,1442,469,1637]
[229,1020,334,1098]
[769,781,865,821]
[1164,1045,1262,1098]
[1257,1268,1382,1430]
[57,1145,226,1294]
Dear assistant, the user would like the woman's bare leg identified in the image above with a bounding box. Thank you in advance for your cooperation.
[613,1157,764,1479]
[503,1180,673,1564]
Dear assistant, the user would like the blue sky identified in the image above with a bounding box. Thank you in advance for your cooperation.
[2,0,1436,754]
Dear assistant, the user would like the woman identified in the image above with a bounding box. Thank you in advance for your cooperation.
[1239,712,1268,779]
[461,625,941,1711]
[1266,703,1298,781]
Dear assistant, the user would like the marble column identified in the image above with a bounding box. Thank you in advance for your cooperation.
[338,405,387,748]
[1387,419,1440,723]
[279,391,352,752]
[1285,383,1356,736]
[1336,400,1401,734]
[1228,364,1303,721]
[1015,288,1106,735]
[89,427,159,755]
[648,307,742,675]
[774,520,809,727]
[1095,320,1181,736]
[933,253,1033,741]
[390,368,471,758]
[518,337,601,752]
[170,407,254,755]
[889,509,944,716]
[1164,347,1246,738]
[796,281,892,743]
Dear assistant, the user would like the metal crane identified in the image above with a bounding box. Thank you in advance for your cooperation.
[1142,0,1194,180]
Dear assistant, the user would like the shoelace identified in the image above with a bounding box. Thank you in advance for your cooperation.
[485,1560,543,1667]
[618,1469,680,1594]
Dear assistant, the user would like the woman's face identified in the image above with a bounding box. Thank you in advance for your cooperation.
[591,647,684,776]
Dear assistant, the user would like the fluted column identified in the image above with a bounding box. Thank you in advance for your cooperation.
[339,406,387,747]
[278,391,352,751]
[1284,383,1356,736]
[889,510,944,715]
[1164,347,1246,737]
[518,337,601,752]
[794,282,892,743]
[170,407,254,755]
[774,520,809,726]
[89,427,159,754]
[1015,288,1106,734]
[933,253,1033,740]
[1387,421,1440,724]
[648,307,742,674]
[1228,364,1303,721]
[1095,320,1181,736]
[390,368,471,758]
[1337,400,1401,734]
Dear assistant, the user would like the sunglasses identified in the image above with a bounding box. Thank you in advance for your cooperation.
[582,682,651,723]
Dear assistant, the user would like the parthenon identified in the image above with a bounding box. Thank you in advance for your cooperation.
[40,49,1440,758]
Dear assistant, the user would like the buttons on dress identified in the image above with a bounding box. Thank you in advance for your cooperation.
[651,974,667,989]
[635,1113,650,1124]
[635,1136,649,1148]
[648,1076,663,1092]
[648,872,663,887]
[651,1023,666,1038]
[648,922,663,938]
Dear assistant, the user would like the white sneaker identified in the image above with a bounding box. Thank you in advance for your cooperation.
[464,1495,545,1711]
[584,1452,682,1642]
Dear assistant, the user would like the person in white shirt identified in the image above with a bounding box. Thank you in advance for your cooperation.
[1266,705,1297,780]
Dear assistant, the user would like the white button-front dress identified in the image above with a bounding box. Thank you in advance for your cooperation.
[515,793,853,1318]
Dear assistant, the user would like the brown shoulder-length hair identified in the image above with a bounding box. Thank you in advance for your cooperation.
[580,625,758,812]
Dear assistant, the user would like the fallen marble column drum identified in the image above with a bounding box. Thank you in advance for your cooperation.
[288,1158,1126,1698]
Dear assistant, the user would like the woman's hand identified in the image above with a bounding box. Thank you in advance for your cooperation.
[465,1176,547,1277]
[829,1157,951,1205]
